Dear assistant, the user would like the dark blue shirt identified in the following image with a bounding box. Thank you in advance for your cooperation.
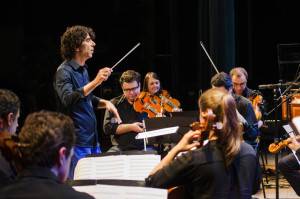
[54,60,100,147]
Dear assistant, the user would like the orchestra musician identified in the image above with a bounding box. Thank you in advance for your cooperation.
[211,72,260,148]
[0,111,94,199]
[0,89,20,187]
[141,72,181,116]
[230,67,265,122]
[278,135,300,196]
[146,88,260,199]
[103,70,147,152]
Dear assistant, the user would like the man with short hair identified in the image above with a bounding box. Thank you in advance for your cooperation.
[0,89,20,187]
[211,72,260,146]
[103,70,145,151]
[0,111,94,199]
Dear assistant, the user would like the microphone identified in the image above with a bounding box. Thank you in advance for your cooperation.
[258,84,281,90]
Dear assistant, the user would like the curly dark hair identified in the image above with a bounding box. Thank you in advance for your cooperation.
[60,25,95,60]
[18,110,75,168]
[0,89,20,120]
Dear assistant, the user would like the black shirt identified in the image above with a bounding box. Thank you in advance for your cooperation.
[229,142,261,199]
[54,60,100,147]
[0,167,94,199]
[0,149,16,188]
[145,141,231,199]
[233,94,260,143]
[103,95,145,151]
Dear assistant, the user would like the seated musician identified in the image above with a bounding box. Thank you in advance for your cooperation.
[146,88,260,198]
[0,89,20,187]
[0,111,94,199]
[103,70,146,152]
[143,72,181,115]
[230,67,265,122]
[211,72,260,148]
[278,135,300,196]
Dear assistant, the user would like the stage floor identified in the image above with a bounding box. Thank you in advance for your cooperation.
[253,151,300,199]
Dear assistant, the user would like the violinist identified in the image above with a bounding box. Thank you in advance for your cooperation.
[103,70,146,152]
[278,135,300,196]
[211,72,260,149]
[146,88,260,199]
[142,72,181,116]
[230,67,265,122]
[0,89,20,187]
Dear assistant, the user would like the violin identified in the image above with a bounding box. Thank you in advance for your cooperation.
[248,92,263,121]
[133,91,163,118]
[268,139,290,154]
[159,90,181,113]
[0,132,25,172]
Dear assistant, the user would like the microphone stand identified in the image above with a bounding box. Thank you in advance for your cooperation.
[263,74,300,199]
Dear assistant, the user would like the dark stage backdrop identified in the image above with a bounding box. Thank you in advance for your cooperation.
[0,0,300,150]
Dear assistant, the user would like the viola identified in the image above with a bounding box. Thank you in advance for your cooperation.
[268,139,290,154]
[133,91,163,118]
[0,132,25,171]
[159,90,181,113]
[248,92,263,121]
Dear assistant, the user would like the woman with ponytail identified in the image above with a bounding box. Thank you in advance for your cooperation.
[146,88,260,199]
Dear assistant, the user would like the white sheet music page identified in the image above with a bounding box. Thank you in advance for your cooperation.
[135,126,179,139]
[74,154,160,180]
[292,116,300,135]
[73,184,168,199]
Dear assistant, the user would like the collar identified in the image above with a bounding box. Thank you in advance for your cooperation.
[67,59,88,71]
[19,166,61,183]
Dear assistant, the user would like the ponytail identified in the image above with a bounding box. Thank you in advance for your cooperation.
[220,94,241,166]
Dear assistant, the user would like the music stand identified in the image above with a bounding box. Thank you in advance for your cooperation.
[143,114,197,144]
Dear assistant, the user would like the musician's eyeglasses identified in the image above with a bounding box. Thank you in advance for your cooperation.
[122,85,140,93]
[233,82,246,87]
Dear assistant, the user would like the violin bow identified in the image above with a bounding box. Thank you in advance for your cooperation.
[111,42,141,70]
[199,41,219,74]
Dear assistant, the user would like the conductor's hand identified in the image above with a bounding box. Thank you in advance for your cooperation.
[95,67,112,84]
[100,99,122,124]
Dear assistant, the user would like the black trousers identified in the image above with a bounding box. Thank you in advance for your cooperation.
[278,152,300,196]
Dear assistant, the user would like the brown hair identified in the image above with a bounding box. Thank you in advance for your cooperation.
[119,70,141,86]
[142,72,162,94]
[0,89,20,121]
[60,25,95,60]
[18,111,75,168]
[199,88,242,166]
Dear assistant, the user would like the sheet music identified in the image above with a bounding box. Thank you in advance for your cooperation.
[292,116,300,135]
[74,154,160,181]
[135,126,179,139]
[283,124,295,137]
[283,120,300,165]
[73,184,167,199]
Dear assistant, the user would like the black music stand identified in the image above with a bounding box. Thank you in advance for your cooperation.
[144,111,198,144]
